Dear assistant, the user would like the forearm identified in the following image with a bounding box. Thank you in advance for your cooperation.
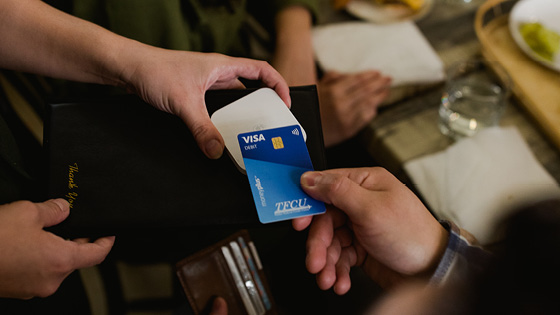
[0,0,134,88]
[273,5,316,85]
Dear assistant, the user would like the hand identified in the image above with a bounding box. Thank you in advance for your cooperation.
[0,199,115,299]
[293,168,448,294]
[209,296,228,315]
[271,7,390,148]
[122,49,291,159]
[318,71,391,147]
[0,1,290,160]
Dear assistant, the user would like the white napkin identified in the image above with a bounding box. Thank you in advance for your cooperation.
[311,21,445,87]
[404,127,560,245]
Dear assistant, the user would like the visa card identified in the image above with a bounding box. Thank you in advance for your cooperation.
[238,125,326,224]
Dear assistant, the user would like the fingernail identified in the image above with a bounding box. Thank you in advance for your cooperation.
[301,171,322,187]
[52,198,69,211]
[205,139,223,159]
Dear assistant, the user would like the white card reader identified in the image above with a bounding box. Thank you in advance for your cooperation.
[211,88,306,173]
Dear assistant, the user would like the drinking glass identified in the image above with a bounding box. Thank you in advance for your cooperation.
[438,59,511,139]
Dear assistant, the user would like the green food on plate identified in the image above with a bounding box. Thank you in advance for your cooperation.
[519,22,560,62]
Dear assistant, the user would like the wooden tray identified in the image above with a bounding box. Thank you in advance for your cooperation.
[475,0,560,150]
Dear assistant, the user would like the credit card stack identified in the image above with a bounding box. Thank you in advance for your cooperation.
[175,230,275,315]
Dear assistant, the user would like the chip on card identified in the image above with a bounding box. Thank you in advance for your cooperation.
[238,125,326,223]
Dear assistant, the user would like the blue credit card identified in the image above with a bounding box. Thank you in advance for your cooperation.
[238,125,326,223]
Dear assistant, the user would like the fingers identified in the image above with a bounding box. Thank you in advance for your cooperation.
[306,209,335,274]
[300,171,371,221]
[186,57,290,159]
[262,77,291,109]
[37,199,70,228]
[333,247,357,295]
[304,167,399,194]
[350,79,391,115]
[316,257,337,290]
[301,168,404,225]
[314,233,340,290]
[250,65,291,108]
[322,70,390,96]
[307,209,355,289]
[39,198,115,269]
[69,236,116,269]
[315,237,358,294]
[292,216,313,231]
[209,296,228,315]
[175,94,225,159]
[343,72,391,120]
[353,71,392,96]
[172,54,290,160]
[320,71,344,84]
[228,57,291,108]
[318,70,391,147]
[208,78,246,91]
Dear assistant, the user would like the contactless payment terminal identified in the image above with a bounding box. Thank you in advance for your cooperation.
[211,88,305,173]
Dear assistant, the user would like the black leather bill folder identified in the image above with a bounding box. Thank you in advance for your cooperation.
[43,86,325,237]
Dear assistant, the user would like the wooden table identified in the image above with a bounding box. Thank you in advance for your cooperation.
[319,0,560,184]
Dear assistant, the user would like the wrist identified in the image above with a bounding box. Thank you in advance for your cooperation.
[273,6,315,85]
[106,37,152,90]
[420,224,450,277]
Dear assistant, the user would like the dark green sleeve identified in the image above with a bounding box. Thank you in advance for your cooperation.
[66,0,251,55]
[246,0,321,40]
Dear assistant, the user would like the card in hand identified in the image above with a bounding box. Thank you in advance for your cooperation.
[238,125,326,223]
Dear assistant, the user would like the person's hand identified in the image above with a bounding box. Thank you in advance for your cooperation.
[0,199,115,299]
[270,6,391,148]
[318,71,391,147]
[0,1,290,160]
[292,168,448,294]
[209,296,228,315]
[121,49,291,160]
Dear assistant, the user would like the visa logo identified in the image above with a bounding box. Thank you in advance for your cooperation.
[242,134,265,143]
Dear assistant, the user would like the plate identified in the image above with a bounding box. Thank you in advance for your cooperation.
[509,0,560,72]
[345,0,433,23]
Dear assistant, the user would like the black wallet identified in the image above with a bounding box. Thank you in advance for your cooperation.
[43,86,325,238]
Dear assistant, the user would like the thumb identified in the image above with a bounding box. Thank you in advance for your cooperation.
[176,96,224,160]
[300,171,371,221]
[191,118,224,160]
[209,296,228,315]
[36,198,70,228]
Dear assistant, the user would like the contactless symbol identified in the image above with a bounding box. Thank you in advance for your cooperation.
[272,137,284,150]
[291,128,300,136]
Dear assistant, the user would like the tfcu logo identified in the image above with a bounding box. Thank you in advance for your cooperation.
[274,198,311,215]
[241,134,265,144]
